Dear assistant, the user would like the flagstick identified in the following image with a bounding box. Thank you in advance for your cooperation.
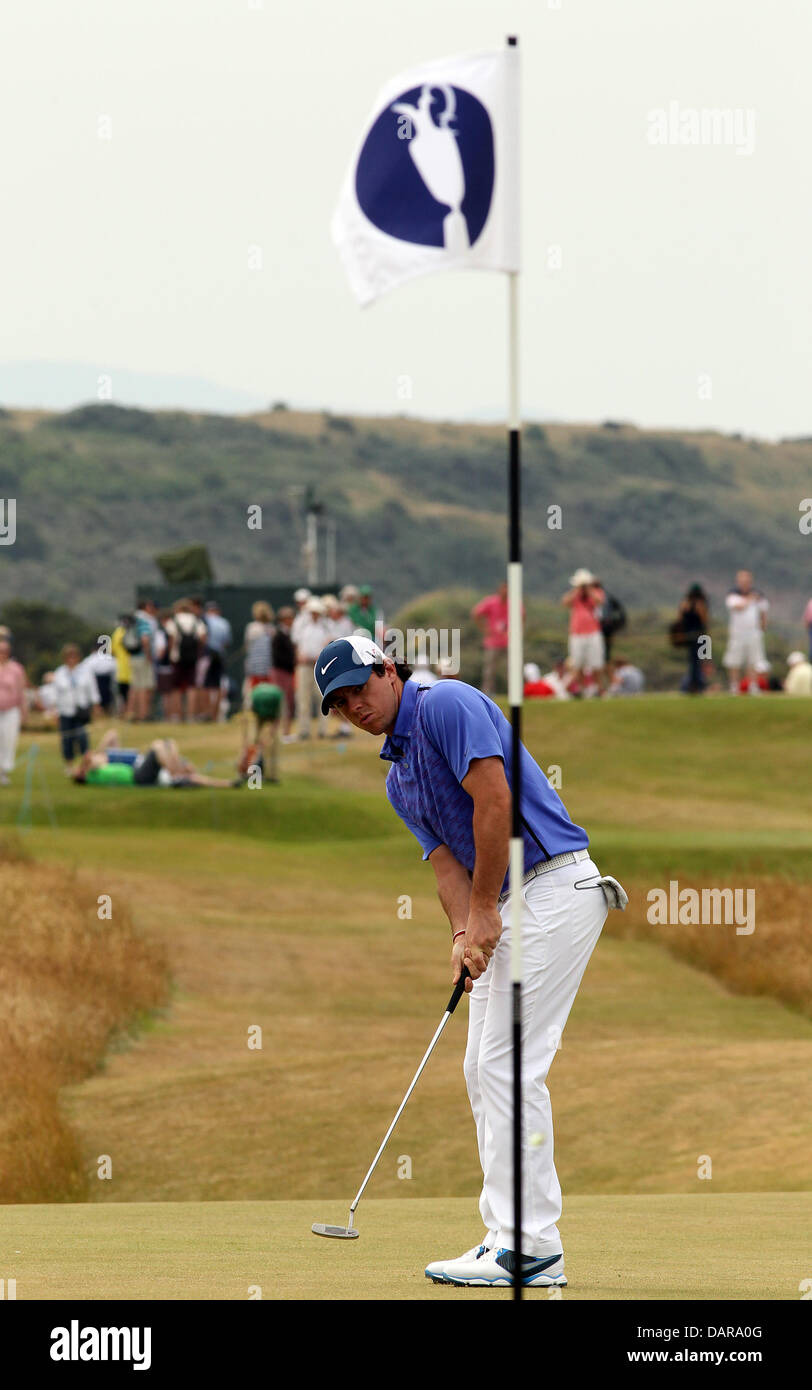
[506,27,523,1308]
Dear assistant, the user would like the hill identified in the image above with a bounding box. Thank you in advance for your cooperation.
[0,404,809,631]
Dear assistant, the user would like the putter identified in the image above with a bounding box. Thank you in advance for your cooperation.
[313,967,471,1239]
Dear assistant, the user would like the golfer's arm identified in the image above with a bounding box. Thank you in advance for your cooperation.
[462,758,511,907]
[429,845,472,936]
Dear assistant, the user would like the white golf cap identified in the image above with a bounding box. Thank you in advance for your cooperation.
[294,587,311,603]
[306,596,325,614]
[786,651,806,667]
[569,568,596,586]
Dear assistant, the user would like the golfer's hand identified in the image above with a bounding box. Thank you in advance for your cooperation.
[451,938,473,993]
[464,904,502,979]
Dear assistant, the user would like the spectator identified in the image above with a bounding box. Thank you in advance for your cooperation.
[471,582,509,696]
[244,601,275,701]
[607,660,645,696]
[596,582,627,664]
[203,600,232,721]
[53,643,101,764]
[561,569,607,694]
[82,643,117,715]
[0,636,27,785]
[784,650,812,696]
[70,730,240,788]
[153,609,175,719]
[239,681,283,784]
[290,588,313,651]
[523,660,573,700]
[35,671,58,720]
[111,615,134,715]
[324,595,353,641]
[295,597,330,738]
[804,596,812,663]
[130,599,158,721]
[677,583,710,694]
[270,606,297,741]
[724,570,768,694]
[165,599,207,722]
[408,660,440,687]
[738,660,778,694]
[347,585,381,641]
[189,596,210,719]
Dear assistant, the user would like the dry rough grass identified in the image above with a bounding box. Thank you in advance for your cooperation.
[0,835,170,1202]
[604,877,812,1018]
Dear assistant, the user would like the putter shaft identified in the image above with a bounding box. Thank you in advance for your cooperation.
[349,972,469,1222]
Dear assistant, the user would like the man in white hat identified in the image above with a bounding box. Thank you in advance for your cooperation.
[560,570,607,694]
[784,650,812,696]
[323,595,353,642]
[291,588,312,652]
[295,597,329,738]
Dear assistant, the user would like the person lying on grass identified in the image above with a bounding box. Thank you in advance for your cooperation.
[68,728,241,788]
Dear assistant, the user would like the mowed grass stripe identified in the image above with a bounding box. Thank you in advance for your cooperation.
[1,1194,808,1300]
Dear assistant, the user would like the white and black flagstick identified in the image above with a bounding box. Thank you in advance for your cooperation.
[506,33,523,1304]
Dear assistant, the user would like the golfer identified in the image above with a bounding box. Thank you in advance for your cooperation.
[315,634,625,1289]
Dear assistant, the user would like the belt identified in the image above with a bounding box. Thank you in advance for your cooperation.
[497,848,591,905]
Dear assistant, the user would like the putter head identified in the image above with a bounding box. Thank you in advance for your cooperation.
[312,1223,359,1240]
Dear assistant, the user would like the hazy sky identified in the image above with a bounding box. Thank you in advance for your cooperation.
[1,0,809,436]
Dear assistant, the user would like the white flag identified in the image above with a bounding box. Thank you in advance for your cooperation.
[332,47,519,307]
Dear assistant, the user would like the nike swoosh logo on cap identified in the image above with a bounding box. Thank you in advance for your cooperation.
[321,656,339,675]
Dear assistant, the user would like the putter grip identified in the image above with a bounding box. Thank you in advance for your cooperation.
[446,966,471,1015]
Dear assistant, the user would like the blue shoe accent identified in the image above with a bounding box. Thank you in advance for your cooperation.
[495,1249,567,1286]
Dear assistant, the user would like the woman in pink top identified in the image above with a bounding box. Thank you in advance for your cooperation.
[561,568,607,693]
[472,582,509,696]
[0,636,28,784]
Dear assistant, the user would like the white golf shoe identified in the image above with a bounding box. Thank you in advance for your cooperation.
[444,1247,567,1287]
[425,1243,492,1285]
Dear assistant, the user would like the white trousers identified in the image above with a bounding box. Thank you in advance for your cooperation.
[464,856,607,1257]
[0,707,20,772]
[295,664,329,737]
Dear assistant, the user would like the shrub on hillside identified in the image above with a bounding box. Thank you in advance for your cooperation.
[0,599,103,683]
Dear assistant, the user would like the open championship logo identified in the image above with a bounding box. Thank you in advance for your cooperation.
[355,84,495,252]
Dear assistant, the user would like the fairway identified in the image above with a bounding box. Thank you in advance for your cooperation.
[2,697,811,1302]
[2,1194,808,1301]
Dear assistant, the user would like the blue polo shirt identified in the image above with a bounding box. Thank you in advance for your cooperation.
[381,680,588,894]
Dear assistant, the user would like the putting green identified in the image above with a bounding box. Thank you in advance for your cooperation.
[2,1193,808,1300]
